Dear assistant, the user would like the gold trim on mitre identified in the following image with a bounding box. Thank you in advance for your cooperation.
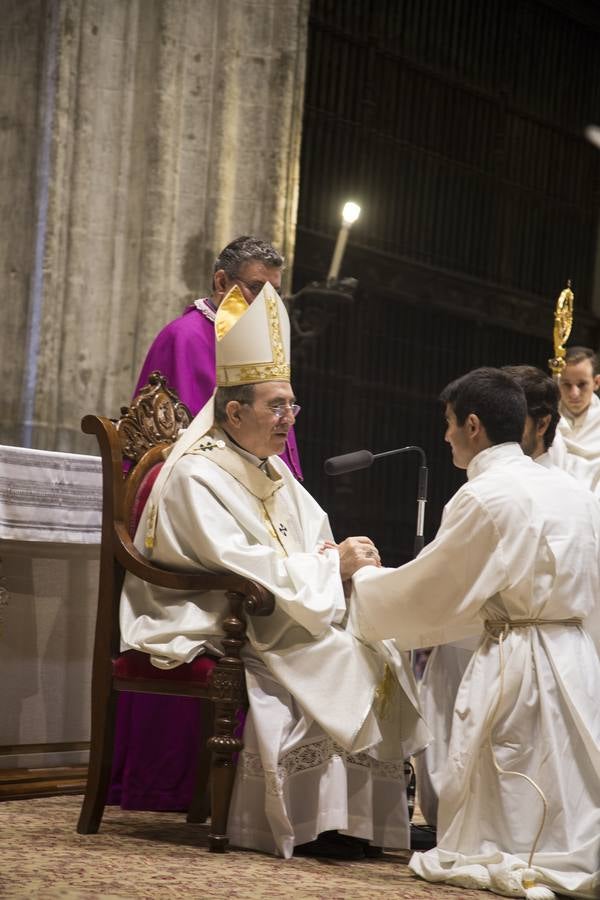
[215,282,291,387]
[217,361,291,385]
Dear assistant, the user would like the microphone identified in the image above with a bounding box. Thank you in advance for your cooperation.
[323,449,374,475]
[324,445,428,558]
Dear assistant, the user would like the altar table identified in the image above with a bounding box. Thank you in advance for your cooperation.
[0,444,102,770]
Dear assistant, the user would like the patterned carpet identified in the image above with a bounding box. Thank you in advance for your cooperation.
[0,795,493,899]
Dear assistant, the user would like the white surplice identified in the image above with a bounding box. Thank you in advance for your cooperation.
[350,443,600,898]
[550,393,600,496]
[120,429,428,858]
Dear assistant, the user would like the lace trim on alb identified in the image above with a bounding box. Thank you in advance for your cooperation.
[240,735,405,797]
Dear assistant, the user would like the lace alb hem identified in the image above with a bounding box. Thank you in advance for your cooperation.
[240,735,406,797]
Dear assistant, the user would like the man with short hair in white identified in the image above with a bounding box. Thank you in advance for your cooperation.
[504,364,561,466]
[550,346,600,494]
[415,365,565,829]
[351,367,600,898]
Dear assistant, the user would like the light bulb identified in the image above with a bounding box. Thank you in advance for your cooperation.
[342,201,361,225]
[584,125,600,149]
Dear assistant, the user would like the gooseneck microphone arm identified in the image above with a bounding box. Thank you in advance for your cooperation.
[324,445,428,558]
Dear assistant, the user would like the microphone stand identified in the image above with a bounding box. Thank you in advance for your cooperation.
[324,446,428,558]
[370,446,427,557]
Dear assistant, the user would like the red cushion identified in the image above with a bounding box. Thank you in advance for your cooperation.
[113,649,217,684]
[128,462,164,537]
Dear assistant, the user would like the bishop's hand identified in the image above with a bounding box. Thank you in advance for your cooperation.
[320,536,381,580]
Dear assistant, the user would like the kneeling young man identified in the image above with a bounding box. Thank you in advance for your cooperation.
[351,367,600,899]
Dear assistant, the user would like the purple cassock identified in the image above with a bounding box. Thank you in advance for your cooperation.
[108,299,302,810]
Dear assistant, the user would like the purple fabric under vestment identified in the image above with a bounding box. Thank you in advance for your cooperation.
[108,300,302,810]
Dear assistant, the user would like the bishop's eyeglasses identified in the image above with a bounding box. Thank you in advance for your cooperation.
[240,400,300,419]
[268,403,301,420]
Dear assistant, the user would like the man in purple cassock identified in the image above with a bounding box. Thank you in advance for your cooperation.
[108,236,302,811]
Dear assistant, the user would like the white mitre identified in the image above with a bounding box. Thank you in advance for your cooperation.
[143,281,291,550]
[215,282,290,386]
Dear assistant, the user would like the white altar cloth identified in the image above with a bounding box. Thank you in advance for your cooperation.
[0,444,102,543]
[0,445,102,769]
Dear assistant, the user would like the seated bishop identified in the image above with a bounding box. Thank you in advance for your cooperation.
[120,282,429,859]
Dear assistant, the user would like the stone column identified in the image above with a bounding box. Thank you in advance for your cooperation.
[0,0,308,452]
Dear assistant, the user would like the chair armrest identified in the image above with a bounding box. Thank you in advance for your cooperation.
[113,522,274,616]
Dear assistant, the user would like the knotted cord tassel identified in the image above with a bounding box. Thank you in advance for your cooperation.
[522,868,556,899]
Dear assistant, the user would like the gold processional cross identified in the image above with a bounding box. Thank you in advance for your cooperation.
[547,281,574,378]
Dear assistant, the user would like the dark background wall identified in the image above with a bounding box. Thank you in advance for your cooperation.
[291,0,600,565]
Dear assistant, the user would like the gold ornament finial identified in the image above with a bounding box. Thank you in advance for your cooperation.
[548,281,574,377]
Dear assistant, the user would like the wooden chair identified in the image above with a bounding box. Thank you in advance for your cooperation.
[77,372,274,851]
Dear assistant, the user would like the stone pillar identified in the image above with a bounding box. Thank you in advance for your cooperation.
[0,0,309,452]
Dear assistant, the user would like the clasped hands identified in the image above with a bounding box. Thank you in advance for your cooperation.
[319,535,381,581]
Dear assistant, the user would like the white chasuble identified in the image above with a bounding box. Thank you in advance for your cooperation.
[120,431,428,857]
[350,444,600,898]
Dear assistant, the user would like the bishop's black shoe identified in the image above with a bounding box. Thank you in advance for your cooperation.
[294,830,367,860]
